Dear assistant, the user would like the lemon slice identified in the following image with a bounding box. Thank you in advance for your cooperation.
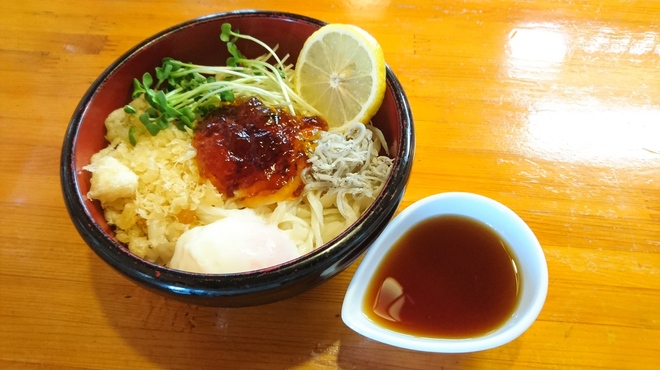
[295,24,386,127]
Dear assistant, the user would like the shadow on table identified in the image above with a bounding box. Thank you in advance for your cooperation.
[91,255,520,369]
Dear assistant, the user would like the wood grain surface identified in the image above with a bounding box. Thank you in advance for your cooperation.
[1,0,658,369]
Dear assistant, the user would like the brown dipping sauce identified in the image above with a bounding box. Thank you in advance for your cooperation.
[193,97,328,206]
[363,215,519,338]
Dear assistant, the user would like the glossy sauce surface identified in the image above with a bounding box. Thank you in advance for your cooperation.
[193,97,327,206]
[363,215,519,338]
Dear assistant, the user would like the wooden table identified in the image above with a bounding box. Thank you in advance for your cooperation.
[1,0,658,368]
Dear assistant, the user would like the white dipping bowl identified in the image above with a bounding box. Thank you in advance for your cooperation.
[341,192,548,353]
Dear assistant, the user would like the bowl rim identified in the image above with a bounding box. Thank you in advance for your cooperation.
[60,10,415,303]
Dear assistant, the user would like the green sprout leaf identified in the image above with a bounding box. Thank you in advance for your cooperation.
[142,73,153,89]
[155,62,173,89]
[220,23,233,42]
[128,126,138,146]
[139,113,161,136]
[132,78,146,99]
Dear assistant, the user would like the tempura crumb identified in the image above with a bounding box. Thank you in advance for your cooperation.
[85,156,138,203]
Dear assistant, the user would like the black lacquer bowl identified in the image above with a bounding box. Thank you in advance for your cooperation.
[60,10,414,307]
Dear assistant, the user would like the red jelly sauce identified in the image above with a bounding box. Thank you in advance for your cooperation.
[192,97,328,206]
